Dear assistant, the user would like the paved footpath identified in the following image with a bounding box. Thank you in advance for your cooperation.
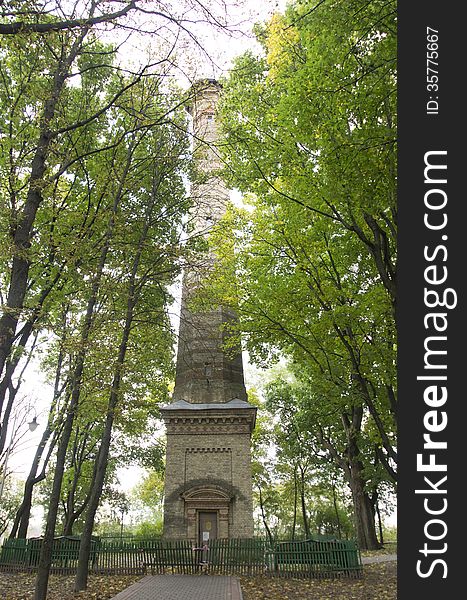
[361,553,397,564]
[110,575,243,600]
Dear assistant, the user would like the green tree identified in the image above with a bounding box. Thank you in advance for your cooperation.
[0,26,155,458]
[193,0,397,550]
[29,72,190,596]
[219,0,397,311]
[0,476,23,537]
[129,469,165,537]
[266,376,384,549]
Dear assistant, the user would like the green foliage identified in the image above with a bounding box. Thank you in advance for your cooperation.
[381,525,397,544]
[0,24,193,547]
[312,502,354,539]
[219,1,397,286]
[206,0,396,482]
[0,477,23,537]
[191,3,397,547]
[132,469,164,512]
[248,377,354,541]
[132,519,163,538]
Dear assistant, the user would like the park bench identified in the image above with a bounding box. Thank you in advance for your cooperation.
[137,542,200,574]
[27,535,100,569]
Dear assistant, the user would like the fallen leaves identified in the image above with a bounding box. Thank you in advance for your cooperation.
[0,573,141,600]
[0,563,397,600]
[240,563,397,600]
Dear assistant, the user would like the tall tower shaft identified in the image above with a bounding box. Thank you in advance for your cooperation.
[161,80,256,542]
[173,80,247,406]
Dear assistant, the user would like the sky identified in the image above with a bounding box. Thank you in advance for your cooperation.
[100,0,288,84]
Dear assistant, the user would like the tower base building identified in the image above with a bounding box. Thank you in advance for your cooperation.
[162,399,256,542]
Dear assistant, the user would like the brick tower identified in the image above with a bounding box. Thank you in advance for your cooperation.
[161,80,256,543]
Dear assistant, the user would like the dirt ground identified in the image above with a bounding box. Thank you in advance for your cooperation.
[0,562,396,600]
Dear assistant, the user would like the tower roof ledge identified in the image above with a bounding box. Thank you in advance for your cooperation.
[185,78,222,114]
[160,398,255,412]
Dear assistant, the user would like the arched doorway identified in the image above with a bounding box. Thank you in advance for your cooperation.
[181,485,232,544]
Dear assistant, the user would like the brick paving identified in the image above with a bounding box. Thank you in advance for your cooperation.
[109,575,243,600]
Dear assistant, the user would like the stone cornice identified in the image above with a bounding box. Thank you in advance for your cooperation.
[161,400,257,433]
[163,413,255,435]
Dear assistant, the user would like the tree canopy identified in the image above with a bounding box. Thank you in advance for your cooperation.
[197,0,397,549]
[0,3,397,590]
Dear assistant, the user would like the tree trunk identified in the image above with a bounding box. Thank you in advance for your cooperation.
[375,499,384,546]
[34,117,136,600]
[291,466,298,540]
[74,297,135,591]
[258,484,274,547]
[35,286,99,599]
[0,269,63,447]
[331,481,342,539]
[343,408,380,551]
[62,497,91,537]
[10,425,53,539]
[317,410,380,550]
[33,390,81,600]
[0,327,40,455]
[62,437,95,537]
[299,465,310,538]
[74,170,156,591]
[0,33,86,381]
[11,330,67,539]
[348,460,380,550]
[333,324,397,479]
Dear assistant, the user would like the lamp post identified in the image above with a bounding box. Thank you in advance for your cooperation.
[28,417,39,433]
[120,506,125,541]
[0,413,39,500]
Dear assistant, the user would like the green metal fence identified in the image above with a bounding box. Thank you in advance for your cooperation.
[0,536,101,573]
[0,536,362,579]
[138,539,197,574]
[271,538,362,579]
[209,538,266,575]
[0,537,27,569]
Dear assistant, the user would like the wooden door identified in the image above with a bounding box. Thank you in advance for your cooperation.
[198,511,217,546]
